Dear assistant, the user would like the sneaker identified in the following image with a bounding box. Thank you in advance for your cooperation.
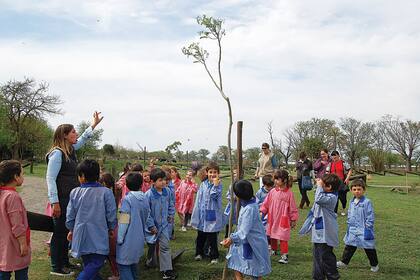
[64,263,81,270]
[108,276,120,280]
[210,259,218,264]
[50,269,75,277]
[336,261,348,269]
[341,211,346,216]
[194,255,202,261]
[187,221,192,227]
[162,270,177,279]
[181,226,187,232]
[370,265,379,272]
[278,254,288,264]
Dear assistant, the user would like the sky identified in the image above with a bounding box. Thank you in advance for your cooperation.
[1,0,419,153]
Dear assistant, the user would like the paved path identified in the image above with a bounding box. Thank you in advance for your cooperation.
[20,176,51,251]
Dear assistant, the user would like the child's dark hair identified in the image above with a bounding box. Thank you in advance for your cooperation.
[299,151,307,160]
[206,161,220,173]
[262,174,274,187]
[322,174,340,192]
[351,179,366,190]
[150,168,166,182]
[273,169,292,188]
[131,163,143,172]
[126,172,143,191]
[99,172,115,190]
[123,162,132,173]
[76,159,100,182]
[0,160,22,185]
[233,180,254,201]
[170,166,181,180]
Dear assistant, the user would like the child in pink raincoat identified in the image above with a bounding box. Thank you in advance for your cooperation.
[141,169,152,193]
[260,169,298,264]
[177,170,198,231]
[169,167,182,227]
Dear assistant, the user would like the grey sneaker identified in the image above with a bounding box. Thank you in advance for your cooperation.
[370,265,379,272]
[50,269,75,277]
[278,254,288,264]
[336,261,348,268]
[194,255,202,261]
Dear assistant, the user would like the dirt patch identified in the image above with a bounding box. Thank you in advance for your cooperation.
[20,176,51,251]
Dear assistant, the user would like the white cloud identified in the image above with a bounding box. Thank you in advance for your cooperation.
[0,0,419,154]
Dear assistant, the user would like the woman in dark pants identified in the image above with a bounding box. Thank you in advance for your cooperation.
[296,152,313,208]
[46,111,103,276]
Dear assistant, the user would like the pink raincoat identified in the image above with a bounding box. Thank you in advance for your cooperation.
[177,180,198,214]
[141,181,151,193]
[260,187,298,241]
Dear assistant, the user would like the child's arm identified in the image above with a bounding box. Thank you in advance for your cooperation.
[365,200,375,229]
[117,199,131,245]
[210,179,222,201]
[140,201,152,236]
[7,194,29,256]
[229,207,254,245]
[259,192,270,214]
[105,189,117,231]
[288,192,299,228]
[167,188,175,222]
[314,191,335,206]
[65,194,76,231]
[145,194,157,233]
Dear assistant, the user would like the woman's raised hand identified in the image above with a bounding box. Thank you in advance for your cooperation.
[91,111,104,129]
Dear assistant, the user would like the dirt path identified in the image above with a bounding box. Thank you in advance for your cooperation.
[20,176,51,251]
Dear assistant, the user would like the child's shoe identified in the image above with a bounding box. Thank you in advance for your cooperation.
[278,254,288,264]
[50,269,75,277]
[194,255,202,261]
[210,259,218,264]
[181,226,187,232]
[340,211,346,216]
[108,276,119,280]
[162,270,177,279]
[370,265,379,272]
[187,221,192,227]
[336,261,348,269]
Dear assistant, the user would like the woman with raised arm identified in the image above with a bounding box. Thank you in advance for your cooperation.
[46,111,103,277]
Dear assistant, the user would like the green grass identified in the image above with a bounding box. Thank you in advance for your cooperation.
[25,167,420,279]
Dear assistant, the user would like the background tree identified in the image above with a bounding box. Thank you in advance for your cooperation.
[0,102,13,159]
[20,118,53,159]
[338,118,374,167]
[214,145,230,163]
[198,148,210,162]
[165,141,182,159]
[0,78,62,159]
[367,123,387,172]
[243,147,260,168]
[102,144,115,157]
[380,115,420,171]
[76,121,103,159]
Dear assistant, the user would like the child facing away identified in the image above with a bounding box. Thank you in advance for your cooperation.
[255,174,274,243]
[66,160,117,280]
[299,174,341,280]
[177,170,198,232]
[260,169,298,264]
[98,172,119,280]
[117,172,152,280]
[336,179,379,272]
[144,168,177,280]
[191,161,223,264]
[222,180,271,280]
[0,160,31,280]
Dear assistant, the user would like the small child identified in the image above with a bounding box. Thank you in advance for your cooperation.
[191,161,223,264]
[260,169,298,263]
[299,174,341,280]
[144,168,177,280]
[66,160,117,280]
[141,169,152,193]
[117,163,143,206]
[169,167,182,228]
[99,172,119,280]
[336,179,379,272]
[0,160,31,280]
[177,170,198,232]
[117,172,152,280]
[222,180,271,280]
[255,174,274,245]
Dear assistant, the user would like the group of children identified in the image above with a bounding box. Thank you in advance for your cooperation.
[0,159,379,280]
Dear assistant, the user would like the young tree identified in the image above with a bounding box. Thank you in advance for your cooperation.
[76,121,103,159]
[182,15,234,279]
[0,78,62,159]
[380,115,420,171]
[198,148,210,162]
[165,141,182,158]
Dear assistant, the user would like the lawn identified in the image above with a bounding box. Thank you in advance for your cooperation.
[24,164,420,279]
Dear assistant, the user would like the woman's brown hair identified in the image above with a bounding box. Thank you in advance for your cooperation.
[47,124,74,161]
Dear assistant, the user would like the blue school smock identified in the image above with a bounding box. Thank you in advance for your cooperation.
[299,185,339,247]
[191,179,223,233]
[227,198,271,277]
[144,186,175,243]
[343,196,376,249]
[223,185,237,226]
[255,187,270,227]
[116,191,150,265]
[66,182,117,258]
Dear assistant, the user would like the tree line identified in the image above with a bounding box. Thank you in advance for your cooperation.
[1,78,419,171]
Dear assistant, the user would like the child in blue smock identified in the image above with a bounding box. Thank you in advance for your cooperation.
[336,179,379,272]
[223,169,238,238]
[116,172,152,280]
[144,168,177,280]
[66,160,117,280]
[222,180,271,280]
[255,174,274,249]
[299,174,340,280]
[191,161,223,264]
